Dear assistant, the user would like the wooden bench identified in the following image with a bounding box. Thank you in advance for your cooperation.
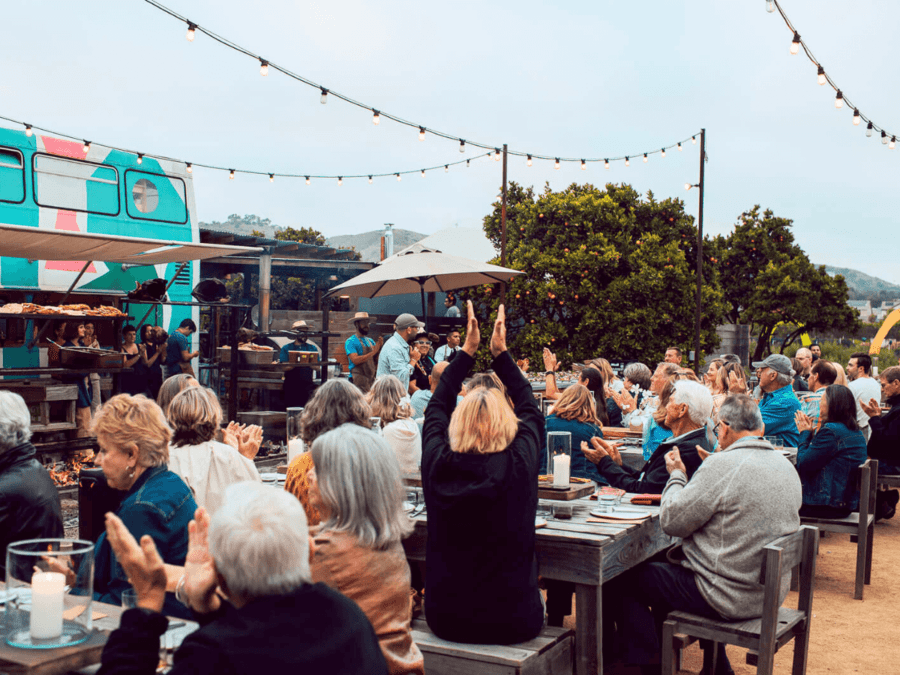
[411,619,574,675]
[800,459,876,600]
[878,473,900,489]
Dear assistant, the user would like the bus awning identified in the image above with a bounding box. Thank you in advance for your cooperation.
[0,223,262,265]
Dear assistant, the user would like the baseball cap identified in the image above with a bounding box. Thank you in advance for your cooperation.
[751,353,793,376]
[395,313,424,330]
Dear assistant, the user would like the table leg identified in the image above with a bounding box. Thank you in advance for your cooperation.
[575,582,602,675]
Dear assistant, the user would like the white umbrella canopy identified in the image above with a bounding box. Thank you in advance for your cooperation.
[326,247,522,316]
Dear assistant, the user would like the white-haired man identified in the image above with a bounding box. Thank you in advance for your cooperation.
[583,380,714,494]
[615,395,802,675]
[98,482,387,675]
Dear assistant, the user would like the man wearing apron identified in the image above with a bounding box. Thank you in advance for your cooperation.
[280,320,320,408]
[344,312,382,393]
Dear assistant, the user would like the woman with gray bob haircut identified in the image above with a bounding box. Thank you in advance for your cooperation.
[97,481,389,674]
[308,424,423,674]
[0,391,63,577]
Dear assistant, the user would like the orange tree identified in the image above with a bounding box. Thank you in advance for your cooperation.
[462,181,726,369]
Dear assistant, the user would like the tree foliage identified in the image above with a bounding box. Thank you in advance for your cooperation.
[463,182,727,369]
[710,206,860,360]
[274,226,327,246]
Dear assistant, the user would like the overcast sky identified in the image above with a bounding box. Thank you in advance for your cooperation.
[3,0,897,282]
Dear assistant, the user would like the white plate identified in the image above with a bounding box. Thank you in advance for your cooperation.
[589,508,651,520]
[403,502,417,514]
[535,517,548,528]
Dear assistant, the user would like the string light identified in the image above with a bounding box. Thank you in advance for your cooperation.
[494,148,501,161]
[866,122,874,138]
[269,173,274,182]
[186,163,192,173]
[678,143,683,151]
[82,140,91,154]
[891,137,897,150]
[466,159,470,167]
[259,59,269,77]
[368,175,373,183]
[790,31,801,55]
[853,109,861,126]
[834,90,843,109]
[881,131,888,145]
[684,183,692,191]
[817,65,826,85]
[661,148,666,158]
[625,156,630,167]
[338,176,343,185]
[419,127,426,141]
[24,124,32,137]
[444,165,448,173]
[604,159,609,169]
[526,155,532,167]
[305,176,310,184]
[421,169,426,177]
[186,21,196,41]
[459,139,466,153]
[643,153,648,163]
[554,158,560,170]
[766,0,775,13]
[692,136,697,144]
[372,110,380,125]
[581,159,586,170]
[396,173,401,181]
[137,153,143,165]
[320,88,328,104]
[229,169,235,180]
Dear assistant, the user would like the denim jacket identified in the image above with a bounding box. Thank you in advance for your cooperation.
[541,415,605,484]
[796,423,868,510]
[93,465,196,618]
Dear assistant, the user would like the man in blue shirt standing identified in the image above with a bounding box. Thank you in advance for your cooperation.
[280,320,320,408]
[752,353,801,447]
[165,319,198,378]
[375,313,424,392]
[344,312,382,393]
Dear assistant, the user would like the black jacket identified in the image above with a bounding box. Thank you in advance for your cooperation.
[0,442,63,576]
[596,426,710,493]
[867,393,900,468]
[422,350,545,645]
[97,583,387,675]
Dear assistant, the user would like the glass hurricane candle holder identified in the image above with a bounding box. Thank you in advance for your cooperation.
[546,431,572,487]
[5,539,94,649]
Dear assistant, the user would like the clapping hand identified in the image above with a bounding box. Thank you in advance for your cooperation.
[517,358,530,373]
[542,348,559,373]
[462,300,480,357]
[665,447,687,475]
[374,336,384,352]
[183,508,221,615]
[581,437,622,466]
[860,397,881,418]
[727,370,747,394]
[104,512,167,613]
[794,410,814,433]
[490,305,508,357]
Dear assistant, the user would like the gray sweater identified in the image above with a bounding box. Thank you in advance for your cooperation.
[661,435,802,619]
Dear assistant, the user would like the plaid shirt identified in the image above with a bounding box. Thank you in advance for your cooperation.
[799,387,827,426]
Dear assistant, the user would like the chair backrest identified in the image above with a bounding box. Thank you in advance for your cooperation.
[859,459,877,526]
[757,526,818,658]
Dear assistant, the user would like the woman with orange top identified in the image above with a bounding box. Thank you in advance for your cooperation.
[283,378,373,526]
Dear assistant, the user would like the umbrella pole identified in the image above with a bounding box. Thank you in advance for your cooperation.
[420,283,426,321]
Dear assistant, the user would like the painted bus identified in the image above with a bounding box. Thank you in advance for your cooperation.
[0,125,198,369]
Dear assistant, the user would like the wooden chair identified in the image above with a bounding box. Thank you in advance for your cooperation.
[411,619,574,675]
[878,472,900,490]
[800,458,877,600]
[661,525,818,675]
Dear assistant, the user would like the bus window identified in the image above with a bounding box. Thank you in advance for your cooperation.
[0,147,25,204]
[125,170,187,224]
[33,154,119,216]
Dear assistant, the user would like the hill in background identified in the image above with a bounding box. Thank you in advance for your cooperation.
[824,266,900,303]
[326,229,426,263]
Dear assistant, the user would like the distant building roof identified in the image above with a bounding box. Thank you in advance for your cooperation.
[847,300,872,309]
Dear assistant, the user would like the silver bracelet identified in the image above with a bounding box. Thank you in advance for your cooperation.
[175,574,189,607]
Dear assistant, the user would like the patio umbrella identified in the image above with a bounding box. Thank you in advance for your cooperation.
[325,246,523,317]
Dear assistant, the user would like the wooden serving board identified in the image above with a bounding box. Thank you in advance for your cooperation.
[537,482,595,501]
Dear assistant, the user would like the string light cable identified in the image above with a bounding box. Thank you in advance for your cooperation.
[0,113,492,183]
[141,0,700,167]
[767,0,897,147]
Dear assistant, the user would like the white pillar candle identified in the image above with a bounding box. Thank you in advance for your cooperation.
[552,454,571,487]
[287,438,304,462]
[30,571,66,640]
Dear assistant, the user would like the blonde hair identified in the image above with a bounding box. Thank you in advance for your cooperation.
[448,387,518,454]
[168,387,222,447]
[588,358,615,386]
[552,384,599,425]
[367,375,412,425]
[92,394,170,466]
[831,361,848,386]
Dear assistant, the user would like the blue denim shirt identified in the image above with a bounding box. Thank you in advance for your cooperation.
[93,465,196,618]
[541,415,605,484]
[642,418,673,461]
[759,384,801,447]
[797,423,868,510]
[375,332,414,391]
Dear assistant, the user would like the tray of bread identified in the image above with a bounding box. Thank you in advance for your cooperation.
[0,302,127,317]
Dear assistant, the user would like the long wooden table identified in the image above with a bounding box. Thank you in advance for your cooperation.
[402,491,676,675]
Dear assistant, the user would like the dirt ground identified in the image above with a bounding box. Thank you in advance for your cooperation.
[563,516,900,674]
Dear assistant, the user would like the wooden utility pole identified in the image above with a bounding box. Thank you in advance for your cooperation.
[693,129,706,373]
[500,144,508,306]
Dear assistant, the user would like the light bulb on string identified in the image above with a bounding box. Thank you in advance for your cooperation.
[186,22,196,41]
[466,160,470,167]
[137,153,143,165]
[24,124,33,137]
[229,169,235,180]
[368,175,373,183]
[604,159,610,169]
[790,31,801,55]
[494,149,501,161]
[526,155,532,167]
[421,170,426,178]
[692,136,697,144]
[677,143,683,151]
[853,109,861,125]
[882,131,889,145]
[259,59,269,76]
[866,122,874,138]
[817,65,826,85]
[338,177,343,186]
[581,159,586,170]
[320,88,328,104]
[269,173,274,183]
[625,157,630,167]
[459,139,466,153]
[685,183,693,191]
[418,127,425,141]
[891,137,897,150]
[186,163,192,173]
[643,153,648,163]
[82,141,91,154]
[396,173,401,182]
[766,0,775,13]
[305,176,310,185]
[834,90,843,109]
[445,165,449,173]
[372,110,380,125]
[554,158,560,170]
[661,148,666,158]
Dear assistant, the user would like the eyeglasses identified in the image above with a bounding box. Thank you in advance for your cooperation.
[714,420,729,435]
[415,340,432,346]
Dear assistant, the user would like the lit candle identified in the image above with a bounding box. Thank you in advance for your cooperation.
[552,454,571,487]
[30,571,66,640]
[287,438,304,462]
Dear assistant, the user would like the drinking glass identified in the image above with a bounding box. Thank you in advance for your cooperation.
[121,588,138,609]
[546,432,572,487]
[286,407,304,462]
[598,494,617,514]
